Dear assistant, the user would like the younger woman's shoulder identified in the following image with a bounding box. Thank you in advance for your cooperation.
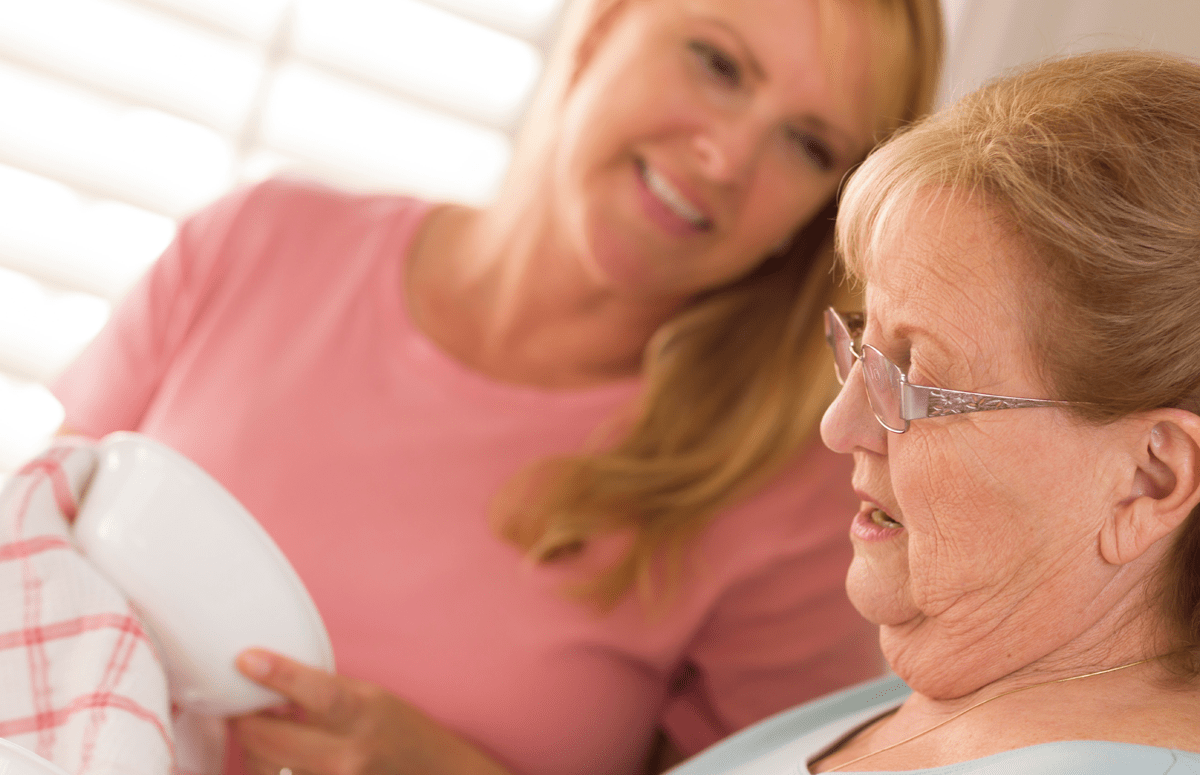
[206,176,430,232]
[174,176,434,284]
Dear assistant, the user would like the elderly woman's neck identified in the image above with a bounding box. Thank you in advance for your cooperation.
[1021,552,1189,684]
[919,535,1187,687]
[827,615,1199,773]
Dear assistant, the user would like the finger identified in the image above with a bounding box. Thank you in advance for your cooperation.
[240,749,283,775]
[232,712,345,774]
[237,649,361,730]
[244,752,314,775]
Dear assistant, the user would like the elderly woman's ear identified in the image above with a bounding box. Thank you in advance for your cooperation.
[1101,410,1200,567]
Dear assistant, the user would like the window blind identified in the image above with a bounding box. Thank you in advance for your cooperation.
[0,0,563,470]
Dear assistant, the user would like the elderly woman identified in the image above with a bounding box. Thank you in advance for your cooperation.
[665,48,1200,774]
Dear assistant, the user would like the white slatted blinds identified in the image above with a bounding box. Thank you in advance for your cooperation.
[0,0,563,470]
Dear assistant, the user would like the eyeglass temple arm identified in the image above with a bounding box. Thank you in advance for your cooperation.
[903,383,1068,421]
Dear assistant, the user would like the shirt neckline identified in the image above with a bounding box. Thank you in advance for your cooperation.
[803,706,1199,773]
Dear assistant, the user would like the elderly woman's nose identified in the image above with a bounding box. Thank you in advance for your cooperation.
[820,366,887,455]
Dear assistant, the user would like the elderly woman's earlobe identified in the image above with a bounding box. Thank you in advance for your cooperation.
[1100,411,1200,567]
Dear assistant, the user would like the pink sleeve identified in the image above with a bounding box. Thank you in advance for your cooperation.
[52,184,263,436]
[660,455,884,755]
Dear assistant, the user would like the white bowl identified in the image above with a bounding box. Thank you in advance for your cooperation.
[0,739,71,775]
[72,432,335,717]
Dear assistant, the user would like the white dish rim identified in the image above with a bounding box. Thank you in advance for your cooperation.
[92,431,336,675]
[0,737,73,775]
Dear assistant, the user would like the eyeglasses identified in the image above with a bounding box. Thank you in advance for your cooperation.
[823,307,1072,434]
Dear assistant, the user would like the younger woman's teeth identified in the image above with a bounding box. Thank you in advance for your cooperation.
[871,509,903,529]
[641,163,710,228]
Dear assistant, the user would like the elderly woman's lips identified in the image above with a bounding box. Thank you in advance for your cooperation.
[852,505,905,541]
[871,509,903,528]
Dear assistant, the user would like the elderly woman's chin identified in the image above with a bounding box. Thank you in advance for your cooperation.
[845,541,918,628]
[842,543,954,692]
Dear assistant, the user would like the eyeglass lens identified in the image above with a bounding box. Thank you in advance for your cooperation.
[861,347,907,432]
[824,310,857,385]
[824,309,909,433]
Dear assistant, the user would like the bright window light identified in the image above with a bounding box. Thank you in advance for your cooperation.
[0,0,263,132]
[0,267,110,383]
[113,107,235,210]
[138,0,292,42]
[0,164,80,232]
[428,0,563,41]
[0,62,233,216]
[81,202,176,297]
[262,63,511,204]
[294,0,541,129]
[0,165,173,300]
[237,147,303,185]
[0,373,65,472]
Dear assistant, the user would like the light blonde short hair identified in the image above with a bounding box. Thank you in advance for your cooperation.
[838,49,1200,673]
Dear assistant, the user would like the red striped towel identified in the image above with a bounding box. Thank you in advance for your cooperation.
[0,438,174,774]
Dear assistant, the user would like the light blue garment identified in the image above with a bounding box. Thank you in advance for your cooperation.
[669,675,1200,775]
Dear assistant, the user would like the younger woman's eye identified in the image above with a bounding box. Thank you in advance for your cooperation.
[788,129,835,172]
[688,40,740,86]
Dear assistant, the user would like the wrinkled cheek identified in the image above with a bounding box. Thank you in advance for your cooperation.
[903,536,971,619]
[890,432,969,510]
[889,436,991,613]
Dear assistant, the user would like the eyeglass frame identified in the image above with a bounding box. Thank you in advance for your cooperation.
[823,307,1073,434]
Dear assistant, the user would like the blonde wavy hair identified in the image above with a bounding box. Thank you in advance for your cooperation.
[836,49,1200,674]
[494,0,945,608]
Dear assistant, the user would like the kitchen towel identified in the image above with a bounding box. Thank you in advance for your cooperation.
[0,438,180,775]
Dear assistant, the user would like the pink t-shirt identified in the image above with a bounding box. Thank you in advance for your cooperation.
[53,179,880,775]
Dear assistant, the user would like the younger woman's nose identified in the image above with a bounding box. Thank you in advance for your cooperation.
[820,363,887,456]
[691,116,766,185]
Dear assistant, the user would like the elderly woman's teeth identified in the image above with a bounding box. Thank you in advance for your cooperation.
[871,509,903,528]
[642,164,710,228]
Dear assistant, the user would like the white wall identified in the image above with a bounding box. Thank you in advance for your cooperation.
[941,0,1200,106]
